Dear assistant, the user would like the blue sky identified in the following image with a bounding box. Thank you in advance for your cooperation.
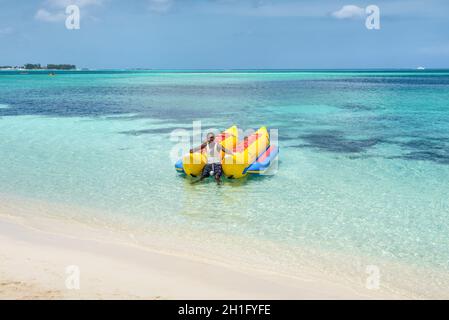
[1,0,448,69]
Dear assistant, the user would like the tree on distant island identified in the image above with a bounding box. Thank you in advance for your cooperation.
[24,63,42,70]
[21,63,76,70]
[46,64,76,70]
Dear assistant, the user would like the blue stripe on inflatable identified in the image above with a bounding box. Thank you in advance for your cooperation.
[244,145,279,174]
[175,159,185,173]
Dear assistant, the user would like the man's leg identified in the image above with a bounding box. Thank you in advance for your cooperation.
[191,175,206,184]
[214,164,223,185]
[192,164,210,184]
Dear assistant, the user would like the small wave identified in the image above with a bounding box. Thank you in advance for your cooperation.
[0,104,10,109]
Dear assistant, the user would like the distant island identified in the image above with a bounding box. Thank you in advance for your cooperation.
[0,63,76,70]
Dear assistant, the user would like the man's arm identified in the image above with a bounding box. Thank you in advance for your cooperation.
[190,142,207,153]
[218,144,234,155]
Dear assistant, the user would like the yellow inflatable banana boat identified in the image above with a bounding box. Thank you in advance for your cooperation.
[222,127,269,178]
[180,126,238,177]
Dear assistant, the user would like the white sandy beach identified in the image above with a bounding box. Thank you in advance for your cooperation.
[0,194,402,300]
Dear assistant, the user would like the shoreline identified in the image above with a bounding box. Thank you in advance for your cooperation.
[0,194,400,300]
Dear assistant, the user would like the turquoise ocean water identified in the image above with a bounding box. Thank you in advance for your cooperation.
[1,70,449,297]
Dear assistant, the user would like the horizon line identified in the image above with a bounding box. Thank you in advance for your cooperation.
[2,67,449,72]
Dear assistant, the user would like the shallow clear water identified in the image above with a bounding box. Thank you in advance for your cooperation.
[1,70,449,296]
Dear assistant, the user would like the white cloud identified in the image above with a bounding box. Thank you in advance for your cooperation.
[35,0,103,23]
[332,5,365,19]
[148,0,174,14]
[35,9,66,22]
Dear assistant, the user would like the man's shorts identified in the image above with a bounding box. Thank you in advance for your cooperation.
[201,163,223,179]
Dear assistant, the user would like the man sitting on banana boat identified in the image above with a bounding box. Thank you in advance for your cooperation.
[190,132,234,185]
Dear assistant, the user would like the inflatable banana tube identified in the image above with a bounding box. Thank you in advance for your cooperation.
[222,127,269,179]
